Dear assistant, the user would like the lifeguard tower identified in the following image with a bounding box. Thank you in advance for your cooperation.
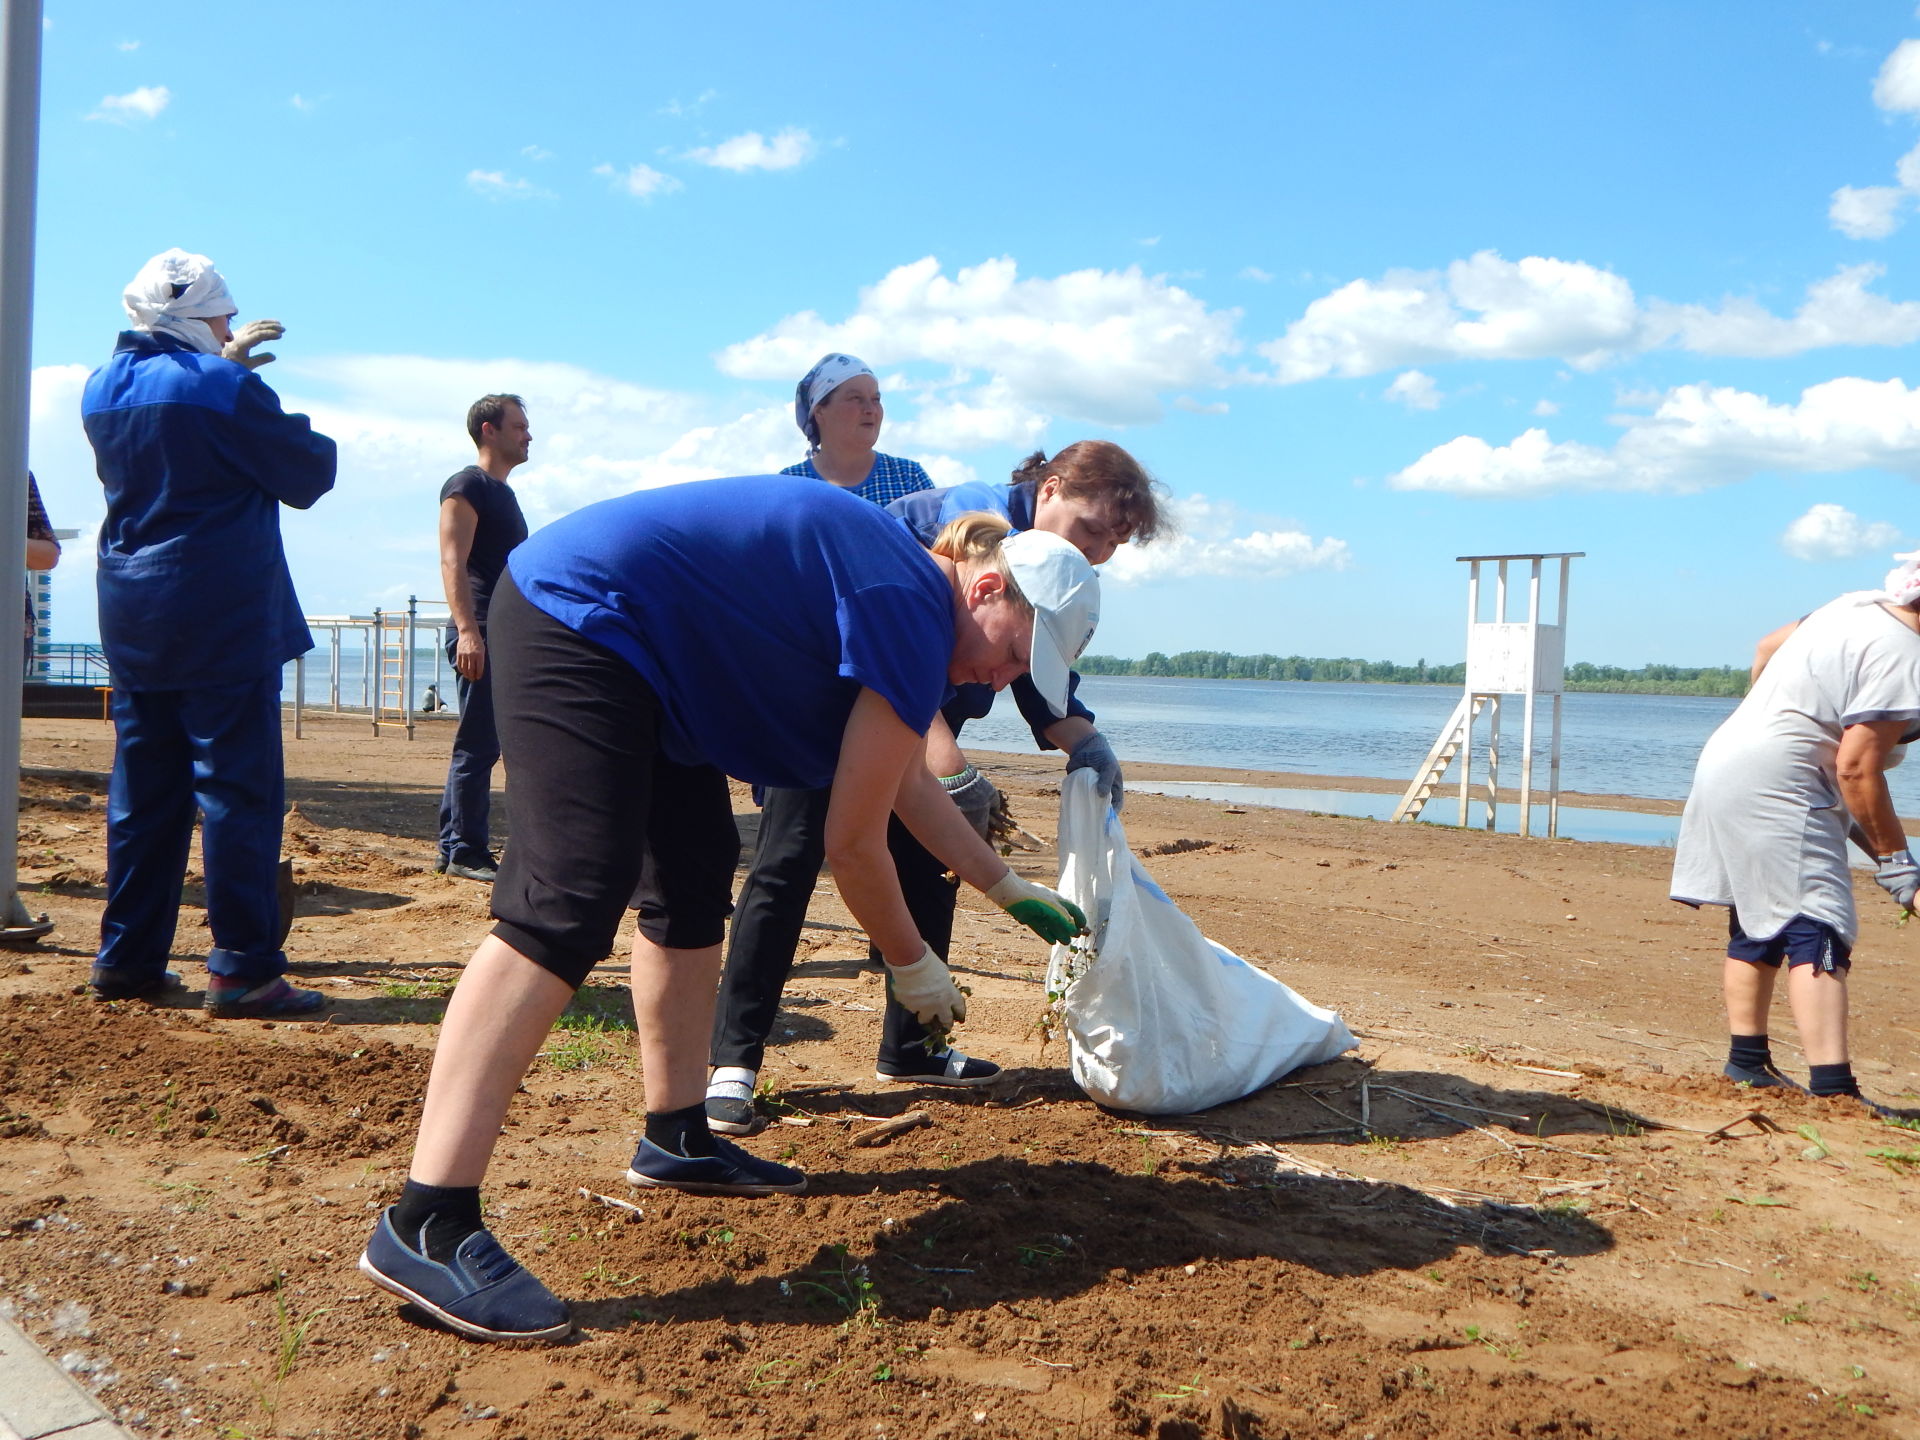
[1391,552,1583,838]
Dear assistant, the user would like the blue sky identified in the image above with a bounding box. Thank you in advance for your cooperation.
[26,2,1920,665]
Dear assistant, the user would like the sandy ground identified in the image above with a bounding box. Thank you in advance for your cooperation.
[1,710,1917,1440]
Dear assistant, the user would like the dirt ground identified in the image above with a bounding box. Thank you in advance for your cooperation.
[2,710,1917,1440]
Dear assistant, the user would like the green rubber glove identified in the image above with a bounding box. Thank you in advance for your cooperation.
[985,872,1088,944]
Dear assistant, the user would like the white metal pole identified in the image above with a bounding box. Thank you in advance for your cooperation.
[1460,561,1480,827]
[1485,694,1500,830]
[0,0,44,935]
[1549,691,1564,839]
[1520,558,1541,837]
[329,625,341,712]
[293,654,304,739]
[404,596,416,741]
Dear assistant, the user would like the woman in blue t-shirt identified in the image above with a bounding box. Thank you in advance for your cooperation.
[357,474,1098,1344]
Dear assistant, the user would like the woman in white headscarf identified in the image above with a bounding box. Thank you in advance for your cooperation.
[779,353,933,506]
[1670,554,1920,1116]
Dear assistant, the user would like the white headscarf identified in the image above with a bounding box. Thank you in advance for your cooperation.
[1884,550,1920,608]
[122,248,235,355]
[793,352,874,448]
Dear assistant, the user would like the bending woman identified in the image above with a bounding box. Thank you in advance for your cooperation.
[705,442,1166,1129]
[357,476,1094,1343]
[1671,556,1920,1114]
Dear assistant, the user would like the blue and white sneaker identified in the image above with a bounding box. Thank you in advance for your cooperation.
[876,1047,1000,1087]
[624,1136,807,1196]
[358,1208,572,1343]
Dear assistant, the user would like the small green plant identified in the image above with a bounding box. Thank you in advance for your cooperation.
[748,1359,799,1390]
[1865,1146,1920,1174]
[1016,1239,1069,1268]
[145,1178,211,1212]
[1796,1124,1831,1161]
[1849,1364,1868,1379]
[870,1362,894,1383]
[582,1260,646,1288]
[1847,1271,1880,1293]
[1724,1193,1789,1207]
[377,980,453,999]
[542,1015,628,1071]
[1365,1133,1403,1154]
[787,1244,881,1329]
[1153,1372,1205,1400]
[1426,1269,1446,1284]
[1781,1300,1813,1325]
[153,1076,179,1134]
[1537,1198,1588,1219]
[1137,1135,1160,1177]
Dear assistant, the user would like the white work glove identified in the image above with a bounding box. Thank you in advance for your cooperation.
[1065,730,1124,812]
[1874,848,1920,911]
[221,318,284,371]
[985,872,1088,945]
[885,944,967,1029]
[939,764,1000,842]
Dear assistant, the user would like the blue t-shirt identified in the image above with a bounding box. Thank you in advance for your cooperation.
[510,476,954,790]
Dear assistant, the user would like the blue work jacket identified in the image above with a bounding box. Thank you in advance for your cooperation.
[82,331,336,690]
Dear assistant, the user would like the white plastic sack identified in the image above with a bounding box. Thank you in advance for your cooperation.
[1045,771,1356,1115]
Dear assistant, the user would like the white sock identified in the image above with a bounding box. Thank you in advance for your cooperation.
[707,1066,756,1100]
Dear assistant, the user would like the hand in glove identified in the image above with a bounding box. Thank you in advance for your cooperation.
[1874,848,1920,910]
[939,764,1000,843]
[885,944,967,1029]
[985,871,1087,944]
[1066,730,1124,812]
[221,319,285,371]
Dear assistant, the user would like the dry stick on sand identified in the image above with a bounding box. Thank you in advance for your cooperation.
[851,1110,931,1148]
[578,1187,645,1217]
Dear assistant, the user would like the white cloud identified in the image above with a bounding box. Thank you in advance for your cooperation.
[1103,495,1350,584]
[1780,503,1902,561]
[592,161,682,200]
[1238,266,1274,283]
[116,39,139,52]
[684,127,814,171]
[1172,396,1229,415]
[465,169,549,201]
[1263,251,1920,377]
[1139,236,1161,248]
[289,93,314,113]
[87,84,169,123]
[1384,369,1441,410]
[1262,251,1640,381]
[886,377,1047,452]
[521,144,554,161]
[1643,262,1920,355]
[659,90,718,118]
[1873,37,1920,113]
[717,255,1241,426]
[1531,398,1560,416]
[1388,376,1920,497]
[1829,184,1907,239]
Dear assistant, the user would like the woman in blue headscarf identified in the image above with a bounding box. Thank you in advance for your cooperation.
[780,353,933,506]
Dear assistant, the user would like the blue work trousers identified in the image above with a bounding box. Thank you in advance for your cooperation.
[437,627,499,868]
[97,675,288,986]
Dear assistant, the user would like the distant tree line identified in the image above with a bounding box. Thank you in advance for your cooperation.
[1076,652,1751,697]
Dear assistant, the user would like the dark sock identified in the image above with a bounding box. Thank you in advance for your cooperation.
[391,1179,484,1263]
[1728,1034,1772,1072]
[645,1102,717,1159]
[1808,1062,1859,1099]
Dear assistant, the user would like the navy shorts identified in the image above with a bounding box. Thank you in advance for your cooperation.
[1726,909,1851,973]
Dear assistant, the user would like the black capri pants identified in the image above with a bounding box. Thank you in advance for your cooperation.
[486,574,740,989]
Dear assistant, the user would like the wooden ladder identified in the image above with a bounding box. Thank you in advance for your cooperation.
[1391,694,1486,822]
[373,612,410,737]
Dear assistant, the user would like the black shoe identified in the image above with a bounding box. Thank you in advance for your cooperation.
[1724,1060,1806,1092]
[876,1048,1001,1088]
[88,968,185,1003]
[705,1092,758,1137]
[443,859,498,884]
[360,1208,571,1343]
[625,1136,806,1196]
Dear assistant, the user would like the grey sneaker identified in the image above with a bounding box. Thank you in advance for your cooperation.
[444,859,498,884]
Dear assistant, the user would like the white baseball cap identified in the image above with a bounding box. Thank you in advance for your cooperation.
[1000,529,1100,717]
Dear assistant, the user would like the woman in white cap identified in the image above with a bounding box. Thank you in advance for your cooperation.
[1671,553,1920,1115]
[358,474,1096,1343]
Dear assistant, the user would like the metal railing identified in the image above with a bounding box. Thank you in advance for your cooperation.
[290,597,452,740]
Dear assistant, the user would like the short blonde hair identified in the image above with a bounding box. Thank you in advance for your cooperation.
[930,511,1031,610]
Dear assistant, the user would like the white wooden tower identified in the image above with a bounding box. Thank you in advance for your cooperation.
[1392,552,1583,837]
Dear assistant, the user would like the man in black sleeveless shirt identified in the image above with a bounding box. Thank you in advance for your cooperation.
[436,395,531,881]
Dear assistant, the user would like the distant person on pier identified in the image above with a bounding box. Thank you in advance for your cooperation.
[1671,555,1920,1116]
[81,248,336,1018]
[435,395,531,884]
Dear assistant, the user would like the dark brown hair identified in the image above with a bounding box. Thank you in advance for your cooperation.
[1012,441,1169,543]
[466,393,527,447]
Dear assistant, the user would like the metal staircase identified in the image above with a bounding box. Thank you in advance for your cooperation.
[1390,694,1487,823]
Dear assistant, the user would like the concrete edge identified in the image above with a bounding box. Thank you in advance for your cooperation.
[0,1314,139,1440]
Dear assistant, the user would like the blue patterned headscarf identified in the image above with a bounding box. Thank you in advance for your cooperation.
[794,353,875,448]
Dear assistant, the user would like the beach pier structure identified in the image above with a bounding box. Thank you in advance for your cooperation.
[291,598,450,740]
[1392,551,1583,838]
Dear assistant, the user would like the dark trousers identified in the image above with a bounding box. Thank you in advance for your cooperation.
[709,784,960,1071]
[96,676,288,987]
[485,575,739,989]
[437,626,499,867]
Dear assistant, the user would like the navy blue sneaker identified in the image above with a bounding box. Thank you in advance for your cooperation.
[358,1207,571,1343]
[1724,1060,1806,1092]
[88,968,185,1003]
[624,1136,807,1196]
